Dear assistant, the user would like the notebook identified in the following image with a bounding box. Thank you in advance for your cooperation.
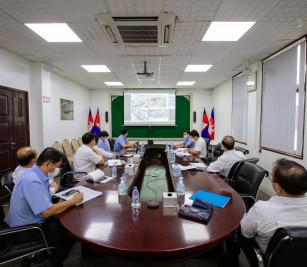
[189,190,231,208]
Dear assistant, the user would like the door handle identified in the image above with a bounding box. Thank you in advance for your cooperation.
[11,142,16,146]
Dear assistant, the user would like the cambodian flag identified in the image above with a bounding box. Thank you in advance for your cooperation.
[91,108,101,135]
[201,107,211,139]
[88,107,94,132]
[208,108,215,140]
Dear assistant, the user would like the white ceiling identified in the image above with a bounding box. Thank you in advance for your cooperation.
[0,0,307,90]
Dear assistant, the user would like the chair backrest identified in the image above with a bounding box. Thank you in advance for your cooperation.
[232,161,268,199]
[52,141,64,152]
[213,143,223,159]
[78,137,83,146]
[264,227,307,267]
[62,139,74,162]
[234,146,249,155]
[109,138,115,151]
[71,138,80,153]
[227,158,260,180]
[1,171,14,194]
[204,138,211,157]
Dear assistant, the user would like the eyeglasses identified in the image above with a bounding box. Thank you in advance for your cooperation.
[50,162,62,169]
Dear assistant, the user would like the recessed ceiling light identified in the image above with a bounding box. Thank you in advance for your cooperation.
[185,65,212,72]
[82,65,111,72]
[177,81,195,86]
[25,23,82,42]
[202,22,255,41]
[104,82,123,86]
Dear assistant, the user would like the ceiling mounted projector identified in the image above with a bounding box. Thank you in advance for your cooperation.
[137,61,155,81]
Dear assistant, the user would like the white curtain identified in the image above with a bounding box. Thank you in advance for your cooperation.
[261,38,306,157]
[232,73,248,143]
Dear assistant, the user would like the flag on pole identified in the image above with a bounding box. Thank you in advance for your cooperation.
[88,107,94,132]
[201,107,211,139]
[91,108,101,135]
[208,108,215,140]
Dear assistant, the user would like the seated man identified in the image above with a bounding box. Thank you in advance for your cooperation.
[207,135,246,177]
[186,130,207,159]
[7,147,83,267]
[240,159,307,261]
[173,130,195,149]
[94,134,113,159]
[73,133,104,178]
[97,130,112,153]
[12,146,59,196]
[114,128,138,153]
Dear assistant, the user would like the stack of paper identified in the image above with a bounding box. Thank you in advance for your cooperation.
[86,169,105,182]
[190,162,206,171]
[55,185,103,205]
[107,159,122,166]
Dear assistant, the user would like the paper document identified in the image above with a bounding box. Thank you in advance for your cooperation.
[85,169,105,182]
[190,162,206,171]
[172,163,196,171]
[55,185,103,205]
[107,159,122,166]
[175,152,192,157]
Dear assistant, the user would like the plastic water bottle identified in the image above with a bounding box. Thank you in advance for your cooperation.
[112,152,116,159]
[140,143,145,156]
[170,143,173,151]
[169,150,175,164]
[166,143,169,152]
[173,163,181,178]
[131,186,141,208]
[122,173,127,189]
[176,175,185,196]
[118,178,127,195]
[112,163,117,179]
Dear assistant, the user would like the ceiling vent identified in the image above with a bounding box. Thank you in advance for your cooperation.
[96,13,175,47]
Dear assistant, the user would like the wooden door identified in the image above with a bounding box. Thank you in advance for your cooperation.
[0,86,29,178]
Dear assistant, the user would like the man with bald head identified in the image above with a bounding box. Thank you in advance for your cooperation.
[12,147,38,183]
[207,135,246,177]
[12,147,59,195]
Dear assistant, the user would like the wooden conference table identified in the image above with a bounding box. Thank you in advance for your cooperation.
[57,151,246,260]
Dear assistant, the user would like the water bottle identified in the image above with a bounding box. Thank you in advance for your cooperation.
[169,150,175,164]
[112,152,116,159]
[112,163,117,179]
[173,163,181,178]
[140,143,145,156]
[131,186,141,208]
[176,175,185,196]
[166,143,169,152]
[118,178,127,195]
[170,143,173,151]
[122,173,127,189]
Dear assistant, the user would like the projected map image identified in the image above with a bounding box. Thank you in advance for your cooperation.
[149,109,169,120]
[168,95,175,107]
[150,97,166,108]
[131,108,149,121]
[131,96,150,108]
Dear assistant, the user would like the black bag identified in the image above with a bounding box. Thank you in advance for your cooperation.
[178,198,213,222]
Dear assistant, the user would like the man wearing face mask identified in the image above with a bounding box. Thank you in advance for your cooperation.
[97,130,113,153]
[7,147,83,267]
[12,146,59,196]
[173,130,195,149]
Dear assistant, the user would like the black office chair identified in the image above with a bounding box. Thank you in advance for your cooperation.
[227,158,260,180]
[205,142,223,164]
[0,197,54,266]
[234,146,249,155]
[226,161,268,210]
[204,138,211,157]
[109,137,115,151]
[1,171,14,194]
[241,227,307,267]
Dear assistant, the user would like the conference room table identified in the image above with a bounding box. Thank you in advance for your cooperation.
[57,153,246,261]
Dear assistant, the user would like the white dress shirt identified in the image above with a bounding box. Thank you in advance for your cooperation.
[12,165,29,183]
[94,145,113,159]
[240,196,307,253]
[73,145,102,180]
[207,149,246,177]
[193,137,207,158]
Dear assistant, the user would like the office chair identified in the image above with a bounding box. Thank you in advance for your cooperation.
[204,138,211,157]
[59,153,87,188]
[71,138,80,153]
[227,158,260,180]
[205,142,223,164]
[52,141,64,153]
[62,139,74,162]
[234,146,249,155]
[108,137,115,151]
[241,227,307,267]
[78,137,83,146]
[1,171,14,194]
[226,161,268,210]
[0,196,54,266]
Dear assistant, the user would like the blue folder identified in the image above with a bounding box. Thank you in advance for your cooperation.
[189,190,231,208]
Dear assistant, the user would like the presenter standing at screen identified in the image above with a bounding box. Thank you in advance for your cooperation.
[114,128,138,153]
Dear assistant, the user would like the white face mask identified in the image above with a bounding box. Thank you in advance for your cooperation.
[183,134,188,139]
[48,167,60,179]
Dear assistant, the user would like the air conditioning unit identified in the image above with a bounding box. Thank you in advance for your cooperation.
[96,13,175,47]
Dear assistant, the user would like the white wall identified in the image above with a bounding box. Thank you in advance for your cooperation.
[90,88,212,139]
[0,47,90,152]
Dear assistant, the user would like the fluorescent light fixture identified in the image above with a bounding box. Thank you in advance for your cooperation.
[25,23,82,42]
[82,65,111,72]
[184,65,212,72]
[202,22,255,41]
[177,81,195,86]
[104,82,123,86]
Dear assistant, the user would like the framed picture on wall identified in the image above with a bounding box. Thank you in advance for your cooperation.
[60,98,74,120]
